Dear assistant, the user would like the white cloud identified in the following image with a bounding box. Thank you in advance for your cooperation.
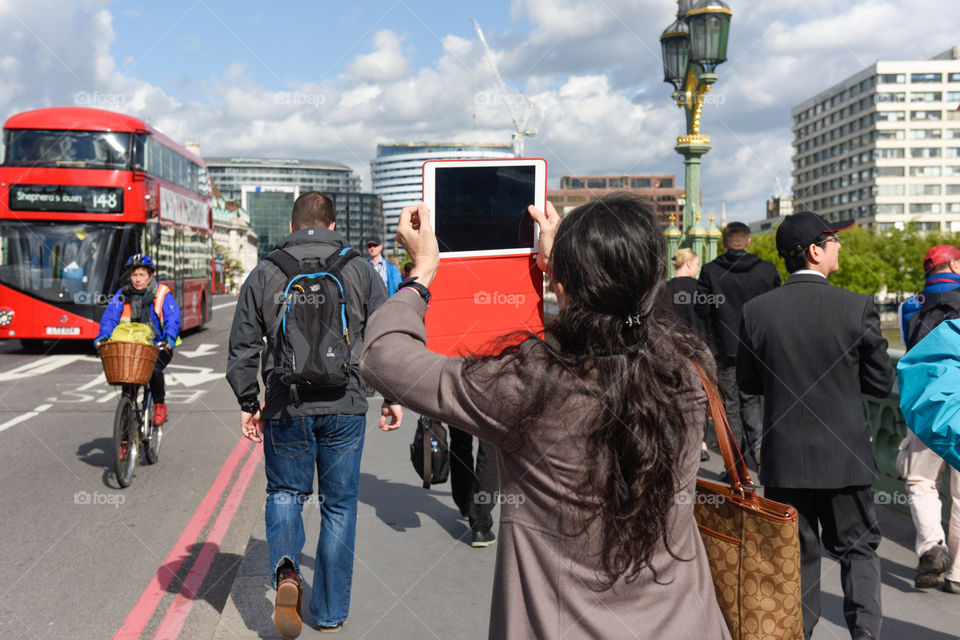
[3,0,959,223]
[345,29,410,83]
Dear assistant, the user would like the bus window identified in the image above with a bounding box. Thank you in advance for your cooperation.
[3,130,132,170]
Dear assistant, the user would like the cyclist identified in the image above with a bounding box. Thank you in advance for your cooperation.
[94,254,182,426]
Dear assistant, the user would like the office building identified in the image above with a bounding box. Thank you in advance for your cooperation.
[791,46,960,232]
[205,157,381,259]
[370,142,514,246]
[547,175,684,224]
[750,196,794,233]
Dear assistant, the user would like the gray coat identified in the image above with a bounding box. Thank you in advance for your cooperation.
[226,227,387,419]
[360,289,731,640]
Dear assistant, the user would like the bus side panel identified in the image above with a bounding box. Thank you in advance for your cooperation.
[0,283,100,340]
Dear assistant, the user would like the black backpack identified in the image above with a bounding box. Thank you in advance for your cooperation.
[266,246,361,405]
[905,288,960,351]
[410,416,450,489]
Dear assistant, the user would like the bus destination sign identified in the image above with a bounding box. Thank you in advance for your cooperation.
[9,184,124,214]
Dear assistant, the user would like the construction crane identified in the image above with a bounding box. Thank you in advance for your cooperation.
[471,18,537,158]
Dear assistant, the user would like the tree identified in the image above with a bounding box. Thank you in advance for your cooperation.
[747,225,960,297]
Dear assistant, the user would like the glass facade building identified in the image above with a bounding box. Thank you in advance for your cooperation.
[370,142,514,249]
[205,157,381,260]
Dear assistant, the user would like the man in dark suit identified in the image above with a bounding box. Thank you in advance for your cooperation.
[737,211,894,640]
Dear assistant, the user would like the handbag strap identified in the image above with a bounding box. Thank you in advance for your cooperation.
[690,361,755,497]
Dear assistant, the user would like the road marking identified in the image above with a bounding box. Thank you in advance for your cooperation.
[0,355,97,382]
[151,443,263,639]
[0,404,52,433]
[177,342,218,359]
[114,438,254,640]
[212,300,237,311]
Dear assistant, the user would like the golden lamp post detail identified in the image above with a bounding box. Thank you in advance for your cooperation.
[660,0,732,273]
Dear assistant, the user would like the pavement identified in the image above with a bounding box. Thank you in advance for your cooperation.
[213,402,960,640]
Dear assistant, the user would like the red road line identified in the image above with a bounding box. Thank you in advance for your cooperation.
[151,443,264,639]
[114,437,252,640]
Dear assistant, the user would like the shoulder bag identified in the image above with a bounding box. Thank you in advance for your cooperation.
[691,362,804,640]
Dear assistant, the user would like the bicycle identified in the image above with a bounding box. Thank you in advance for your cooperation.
[112,382,162,488]
[98,340,164,488]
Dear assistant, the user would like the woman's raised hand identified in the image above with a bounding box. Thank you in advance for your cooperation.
[528,201,561,274]
[396,202,440,288]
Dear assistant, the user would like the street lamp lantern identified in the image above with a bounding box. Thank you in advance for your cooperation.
[686,0,732,73]
[659,0,732,275]
[660,17,690,91]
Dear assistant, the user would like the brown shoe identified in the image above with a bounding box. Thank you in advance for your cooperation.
[274,569,302,639]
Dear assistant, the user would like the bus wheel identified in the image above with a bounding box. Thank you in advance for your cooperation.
[19,339,46,353]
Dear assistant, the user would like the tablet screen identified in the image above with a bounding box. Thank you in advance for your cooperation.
[433,165,536,253]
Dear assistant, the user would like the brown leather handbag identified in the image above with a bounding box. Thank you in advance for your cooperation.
[692,362,804,640]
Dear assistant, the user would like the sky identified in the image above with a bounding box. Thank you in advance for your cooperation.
[1,0,958,223]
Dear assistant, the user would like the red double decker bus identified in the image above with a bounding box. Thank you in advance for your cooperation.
[0,107,213,350]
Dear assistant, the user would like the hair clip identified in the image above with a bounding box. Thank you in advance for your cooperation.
[625,313,643,326]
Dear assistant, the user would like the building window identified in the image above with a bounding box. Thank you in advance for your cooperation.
[587,178,607,189]
[874,148,905,159]
[910,166,942,177]
[876,166,905,177]
[946,203,960,212]
[609,177,626,188]
[947,129,960,139]
[945,185,960,195]
[909,184,941,196]
[876,129,904,140]
[876,204,905,214]
[876,184,904,196]
[877,73,906,84]
[950,73,960,82]
[909,128,942,139]
[569,178,585,189]
[911,147,941,158]
[945,167,960,176]
[875,92,906,103]
[947,92,960,102]
[910,203,941,213]
[877,111,905,121]
[911,73,942,83]
[910,92,942,102]
[911,110,942,121]
[918,222,940,232]
[946,148,960,158]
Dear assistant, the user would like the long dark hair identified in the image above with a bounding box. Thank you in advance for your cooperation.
[466,192,712,586]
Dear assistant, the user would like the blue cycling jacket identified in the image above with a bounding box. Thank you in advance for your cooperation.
[95,285,182,348]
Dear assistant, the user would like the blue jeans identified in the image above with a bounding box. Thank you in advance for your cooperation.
[263,413,366,627]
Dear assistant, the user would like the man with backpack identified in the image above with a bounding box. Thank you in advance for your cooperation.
[896,244,960,594]
[227,192,403,638]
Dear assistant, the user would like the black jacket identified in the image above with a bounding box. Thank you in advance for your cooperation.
[697,250,780,363]
[226,227,388,419]
[666,276,708,336]
[736,274,894,488]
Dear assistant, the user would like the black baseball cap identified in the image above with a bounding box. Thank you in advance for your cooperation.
[776,211,855,258]
[365,237,382,246]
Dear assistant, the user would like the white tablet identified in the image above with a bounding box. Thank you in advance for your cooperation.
[422,158,547,257]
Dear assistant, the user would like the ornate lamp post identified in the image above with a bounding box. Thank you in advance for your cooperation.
[660,0,732,273]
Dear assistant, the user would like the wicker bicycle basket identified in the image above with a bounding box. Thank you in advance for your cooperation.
[98,341,160,386]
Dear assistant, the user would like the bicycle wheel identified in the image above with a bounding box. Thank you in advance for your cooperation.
[143,391,162,465]
[113,394,138,488]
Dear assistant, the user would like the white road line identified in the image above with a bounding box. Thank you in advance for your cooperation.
[212,301,237,311]
[0,404,52,434]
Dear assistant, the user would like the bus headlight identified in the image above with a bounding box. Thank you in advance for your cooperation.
[0,309,13,327]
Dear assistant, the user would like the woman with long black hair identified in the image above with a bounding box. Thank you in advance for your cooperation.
[360,193,730,639]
